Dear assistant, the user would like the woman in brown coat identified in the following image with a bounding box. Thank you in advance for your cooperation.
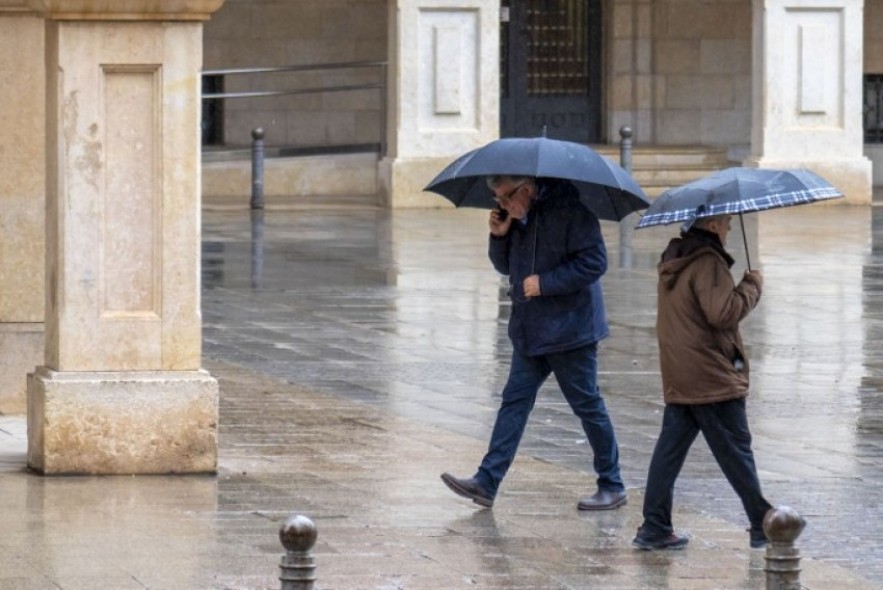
[633,213,773,550]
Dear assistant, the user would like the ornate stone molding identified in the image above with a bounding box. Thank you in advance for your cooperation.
[25,0,225,20]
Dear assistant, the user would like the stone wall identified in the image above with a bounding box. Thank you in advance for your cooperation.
[866,0,883,73]
[653,0,752,151]
[607,0,752,153]
[0,12,45,413]
[203,0,387,150]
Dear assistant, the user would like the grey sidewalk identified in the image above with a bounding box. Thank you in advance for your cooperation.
[1,200,882,589]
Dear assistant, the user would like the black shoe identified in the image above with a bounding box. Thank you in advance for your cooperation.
[577,489,627,511]
[632,527,689,550]
[440,473,494,507]
[749,530,768,549]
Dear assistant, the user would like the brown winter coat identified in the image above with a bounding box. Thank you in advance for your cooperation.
[656,231,762,405]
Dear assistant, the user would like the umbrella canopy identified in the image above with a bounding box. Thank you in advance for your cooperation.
[634,167,843,270]
[636,167,843,229]
[424,137,650,222]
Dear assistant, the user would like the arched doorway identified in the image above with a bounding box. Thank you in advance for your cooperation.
[500,0,603,142]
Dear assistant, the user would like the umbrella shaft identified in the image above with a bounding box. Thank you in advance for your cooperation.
[739,212,751,271]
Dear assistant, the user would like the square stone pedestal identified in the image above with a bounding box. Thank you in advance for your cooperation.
[744,157,873,205]
[379,156,458,208]
[27,367,218,474]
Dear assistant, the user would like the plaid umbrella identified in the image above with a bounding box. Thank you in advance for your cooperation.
[635,167,843,269]
[424,137,650,222]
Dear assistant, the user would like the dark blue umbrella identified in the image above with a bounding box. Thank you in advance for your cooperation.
[635,167,843,268]
[424,137,650,221]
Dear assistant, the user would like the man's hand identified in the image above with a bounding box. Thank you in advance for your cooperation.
[743,269,763,291]
[489,209,512,237]
[523,274,541,298]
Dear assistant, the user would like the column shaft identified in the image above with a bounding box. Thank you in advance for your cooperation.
[27,0,224,474]
[747,0,871,203]
[379,0,500,208]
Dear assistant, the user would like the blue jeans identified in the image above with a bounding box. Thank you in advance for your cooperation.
[641,399,772,537]
[474,344,624,497]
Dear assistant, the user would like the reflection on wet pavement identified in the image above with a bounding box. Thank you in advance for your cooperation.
[199,205,883,586]
[1,202,882,589]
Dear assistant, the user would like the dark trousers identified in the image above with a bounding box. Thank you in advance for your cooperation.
[475,344,624,497]
[641,399,772,537]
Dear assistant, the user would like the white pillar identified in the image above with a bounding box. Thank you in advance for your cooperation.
[746,0,871,203]
[26,0,225,474]
[0,5,45,414]
[379,0,500,208]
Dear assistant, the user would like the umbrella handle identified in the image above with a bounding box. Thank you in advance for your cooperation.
[739,212,751,271]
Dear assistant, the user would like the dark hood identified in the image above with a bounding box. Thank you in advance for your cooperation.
[659,227,734,290]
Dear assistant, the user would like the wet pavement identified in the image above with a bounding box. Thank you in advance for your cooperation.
[2,198,883,589]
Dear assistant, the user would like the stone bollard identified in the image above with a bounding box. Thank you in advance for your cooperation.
[251,127,265,210]
[763,506,807,590]
[279,514,318,590]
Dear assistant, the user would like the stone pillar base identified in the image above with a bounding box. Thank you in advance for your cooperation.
[27,367,218,475]
[743,158,873,206]
[0,324,43,414]
[378,156,458,209]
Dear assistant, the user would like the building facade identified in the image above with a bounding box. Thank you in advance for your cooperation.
[202,0,878,203]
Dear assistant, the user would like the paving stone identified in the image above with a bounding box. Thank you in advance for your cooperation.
[0,204,881,588]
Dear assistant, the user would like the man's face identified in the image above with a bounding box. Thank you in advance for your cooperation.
[708,215,733,244]
[493,179,534,220]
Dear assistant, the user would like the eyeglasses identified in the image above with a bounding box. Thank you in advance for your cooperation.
[494,182,527,204]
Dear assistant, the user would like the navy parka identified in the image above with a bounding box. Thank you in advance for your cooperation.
[488,180,609,357]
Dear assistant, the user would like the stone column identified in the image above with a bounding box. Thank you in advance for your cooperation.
[0,2,45,414]
[746,0,871,203]
[26,0,225,474]
[379,0,500,208]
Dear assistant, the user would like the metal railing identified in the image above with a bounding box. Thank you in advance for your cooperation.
[201,60,388,156]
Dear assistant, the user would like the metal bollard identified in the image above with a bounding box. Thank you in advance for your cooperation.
[251,127,265,210]
[250,209,265,290]
[763,506,807,590]
[618,125,635,269]
[279,514,317,590]
[619,125,633,173]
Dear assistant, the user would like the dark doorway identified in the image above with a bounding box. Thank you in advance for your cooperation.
[201,74,225,146]
[500,0,603,142]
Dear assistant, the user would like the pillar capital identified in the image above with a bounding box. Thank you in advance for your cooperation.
[25,0,225,20]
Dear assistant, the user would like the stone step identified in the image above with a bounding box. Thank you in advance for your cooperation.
[200,144,732,205]
[633,166,729,184]
[592,144,731,168]
[590,144,732,199]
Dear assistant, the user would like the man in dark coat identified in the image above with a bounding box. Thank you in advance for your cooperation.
[633,213,773,550]
[441,175,626,510]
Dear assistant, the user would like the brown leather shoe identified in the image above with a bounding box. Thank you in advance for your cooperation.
[577,489,627,511]
[440,473,494,507]
[632,527,689,550]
